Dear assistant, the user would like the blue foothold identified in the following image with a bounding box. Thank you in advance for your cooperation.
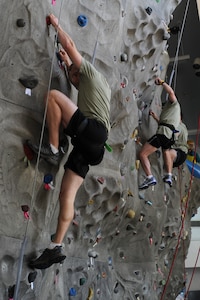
[69,287,77,296]
[44,174,53,184]
[77,15,88,27]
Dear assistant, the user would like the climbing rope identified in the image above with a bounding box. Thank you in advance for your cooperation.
[184,247,200,299]
[13,2,65,299]
[160,113,200,300]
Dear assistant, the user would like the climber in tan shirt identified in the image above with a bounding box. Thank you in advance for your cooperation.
[139,78,181,190]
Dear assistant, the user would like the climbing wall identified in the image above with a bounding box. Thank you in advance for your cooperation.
[0,0,199,299]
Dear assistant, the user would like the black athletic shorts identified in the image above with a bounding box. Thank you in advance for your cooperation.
[173,149,187,168]
[64,109,108,178]
[148,134,174,150]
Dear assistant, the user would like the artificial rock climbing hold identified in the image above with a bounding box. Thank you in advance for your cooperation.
[16,19,26,27]
[23,142,34,162]
[21,205,30,220]
[43,173,53,184]
[149,233,153,245]
[132,128,138,139]
[8,285,15,299]
[54,269,59,285]
[120,53,128,62]
[120,76,128,88]
[28,271,37,289]
[97,177,104,184]
[145,7,152,15]
[135,160,140,170]
[119,251,125,260]
[88,250,98,268]
[135,293,140,300]
[105,142,112,152]
[87,287,94,300]
[139,212,145,222]
[69,287,77,296]
[108,256,113,267]
[19,77,38,89]
[80,277,86,285]
[77,15,88,27]
[126,209,135,219]
[43,174,54,190]
[145,200,152,206]
[114,282,119,293]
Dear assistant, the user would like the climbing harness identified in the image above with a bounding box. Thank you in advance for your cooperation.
[159,122,179,146]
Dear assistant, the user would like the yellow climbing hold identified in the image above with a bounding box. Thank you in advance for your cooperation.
[88,199,94,205]
[135,160,140,170]
[181,195,188,203]
[128,190,133,197]
[131,128,138,139]
[87,287,94,300]
[126,209,135,219]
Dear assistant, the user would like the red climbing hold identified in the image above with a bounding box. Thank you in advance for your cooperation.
[97,177,104,184]
[23,142,34,161]
[21,205,30,220]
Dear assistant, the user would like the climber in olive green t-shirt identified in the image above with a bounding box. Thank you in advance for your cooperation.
[29,14,111,270]
[139,77,181,190]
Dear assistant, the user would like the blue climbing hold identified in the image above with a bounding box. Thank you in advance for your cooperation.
[69,287,77,296]
[77,15,88,27]
[44,173,53,184]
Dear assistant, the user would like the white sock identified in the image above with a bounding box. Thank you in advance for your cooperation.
[147,175,153,179]
[167,173,172,176]
[50,144,59,154]
[48,242,62,249]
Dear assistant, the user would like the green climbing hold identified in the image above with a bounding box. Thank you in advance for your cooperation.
[105,142,112,152]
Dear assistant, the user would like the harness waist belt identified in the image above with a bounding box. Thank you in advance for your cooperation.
[159,122,179,133]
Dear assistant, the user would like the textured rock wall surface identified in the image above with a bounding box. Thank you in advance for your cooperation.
[0,0,199,299]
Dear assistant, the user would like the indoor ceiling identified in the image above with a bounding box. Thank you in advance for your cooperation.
[166,0,200,143]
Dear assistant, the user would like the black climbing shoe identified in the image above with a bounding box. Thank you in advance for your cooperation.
[26,140,60,166]
[29,246,66,269]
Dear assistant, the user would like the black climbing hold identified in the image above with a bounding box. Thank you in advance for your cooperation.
[145,7,152,15]
[56,269,59,275]
[28,271,37,283]
[19,77,38,89]
[8,285,15,298]
[169,26,180,34]
[16,19,26,27]
[21,205,29,212]
[120,53,128,62]
[77,15,88,27]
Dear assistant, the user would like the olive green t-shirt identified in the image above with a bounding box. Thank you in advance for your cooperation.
[157,99,181,139]
[77,58,111,131]
[172,122,188,153]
